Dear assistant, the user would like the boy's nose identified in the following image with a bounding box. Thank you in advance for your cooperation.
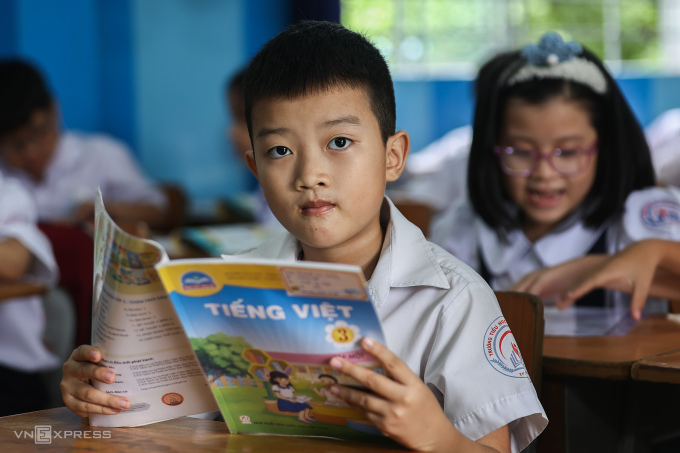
[295,151,330,189]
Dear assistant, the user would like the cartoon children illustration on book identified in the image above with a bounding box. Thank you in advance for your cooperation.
[310,374,349,408]
[270,371,315,424]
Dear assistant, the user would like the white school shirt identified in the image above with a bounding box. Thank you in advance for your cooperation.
[0,131,167,222]
[224,197,547,452]
[430,186,680,299]
[0,174,60,372]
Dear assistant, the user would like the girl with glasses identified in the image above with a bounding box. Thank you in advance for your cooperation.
[430,33,680,319]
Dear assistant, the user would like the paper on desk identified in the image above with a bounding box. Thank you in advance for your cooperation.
[89,189,217,427]
[544,305,640,337]
[182,224,274,256]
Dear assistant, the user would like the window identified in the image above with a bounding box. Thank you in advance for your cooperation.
[341,0,671,78]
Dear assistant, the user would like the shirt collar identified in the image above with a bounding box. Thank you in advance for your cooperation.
[368,197,450,309]
[478,216,607,274]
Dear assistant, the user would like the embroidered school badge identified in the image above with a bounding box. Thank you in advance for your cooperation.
[641,200,680,229]
[483,317,528,378]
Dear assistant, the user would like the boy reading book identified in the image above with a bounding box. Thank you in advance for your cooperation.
[61,21,546,452]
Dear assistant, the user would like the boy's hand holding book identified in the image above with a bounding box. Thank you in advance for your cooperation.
[61,345,131,417]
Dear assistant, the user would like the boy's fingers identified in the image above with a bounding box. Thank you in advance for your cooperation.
[72,382,130,411]
[329,356,401,400]
[64,358,115,383]
[63,393,124,416]
[71,344,102,363]
[359,337,420,386]
[330,385,389,416]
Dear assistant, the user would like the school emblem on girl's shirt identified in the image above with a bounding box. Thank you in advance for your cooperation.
[483,317,528,378]
[641,200,680,229]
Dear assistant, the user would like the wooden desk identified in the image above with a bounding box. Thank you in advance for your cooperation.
[0,407,407,452]
[543,314,680,379]
[538,314,680,453]
[631,349,680,384]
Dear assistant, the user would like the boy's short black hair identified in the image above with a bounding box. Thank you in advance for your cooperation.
[0,58,53,137]
[244,21,396,145]
[468,47,655,234]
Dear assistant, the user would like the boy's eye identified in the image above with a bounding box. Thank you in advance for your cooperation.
[328,137,352,150]
[267,146,292,159]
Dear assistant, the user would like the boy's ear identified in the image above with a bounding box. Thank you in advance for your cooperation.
[385,130,410,182]
[245,150,259,179]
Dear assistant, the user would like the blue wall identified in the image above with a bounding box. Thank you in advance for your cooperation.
[2,1,680,205]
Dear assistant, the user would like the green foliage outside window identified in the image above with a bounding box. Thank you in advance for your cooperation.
[341,0,660,74]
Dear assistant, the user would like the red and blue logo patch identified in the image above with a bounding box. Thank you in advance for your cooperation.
[641,200,680,229]
[483,317,528,378]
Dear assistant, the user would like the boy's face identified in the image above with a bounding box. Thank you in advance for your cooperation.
[0,105,59,182]
[247,86,407,255]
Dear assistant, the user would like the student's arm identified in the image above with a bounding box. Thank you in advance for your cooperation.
[330,337,510,453]
[0,238,33,281]
[556,239,680,316]
[511,239,680,320]
[61,345,131,417]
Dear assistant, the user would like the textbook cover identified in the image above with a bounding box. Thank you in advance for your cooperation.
[155,258,390,441]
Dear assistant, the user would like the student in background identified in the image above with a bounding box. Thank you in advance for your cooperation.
[430,32,680,319]
[645,108,680,188]
[61,21,546,452]
[223,67,281,229]
[0,58,171,345]
[0,172,59,416]
[0,59,169,231]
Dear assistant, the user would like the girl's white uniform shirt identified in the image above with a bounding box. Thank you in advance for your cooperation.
[224,197,547,453]
[0,132,167,222]
[0,174,59,372]
[430,186,680,297]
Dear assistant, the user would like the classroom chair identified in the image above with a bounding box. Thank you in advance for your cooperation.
[494,291,545,395]
[393,201,434,236]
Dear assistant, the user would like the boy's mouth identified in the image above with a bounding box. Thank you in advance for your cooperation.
[526,188,565,208]
[300,199,335,216]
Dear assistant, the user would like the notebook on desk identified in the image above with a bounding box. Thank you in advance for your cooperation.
[544,306,641,337]
[182,224,274,257]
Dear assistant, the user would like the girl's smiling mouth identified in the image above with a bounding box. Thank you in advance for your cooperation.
[526,188,566,208]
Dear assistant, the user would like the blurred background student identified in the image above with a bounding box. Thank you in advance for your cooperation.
[0,58,171,346]
[0,172,59,417]
[0,59,169,231]
[429,33,680,320]
[222,67,281,230]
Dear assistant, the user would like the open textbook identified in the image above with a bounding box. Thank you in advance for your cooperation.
[91,190,391,442]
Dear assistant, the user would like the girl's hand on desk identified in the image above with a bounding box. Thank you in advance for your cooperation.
[61,345,131,417]
[558,240,663,320]
[509,255,608,302]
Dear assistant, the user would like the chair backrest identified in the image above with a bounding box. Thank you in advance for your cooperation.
[494,291,544,395]
[394,201,434,236]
